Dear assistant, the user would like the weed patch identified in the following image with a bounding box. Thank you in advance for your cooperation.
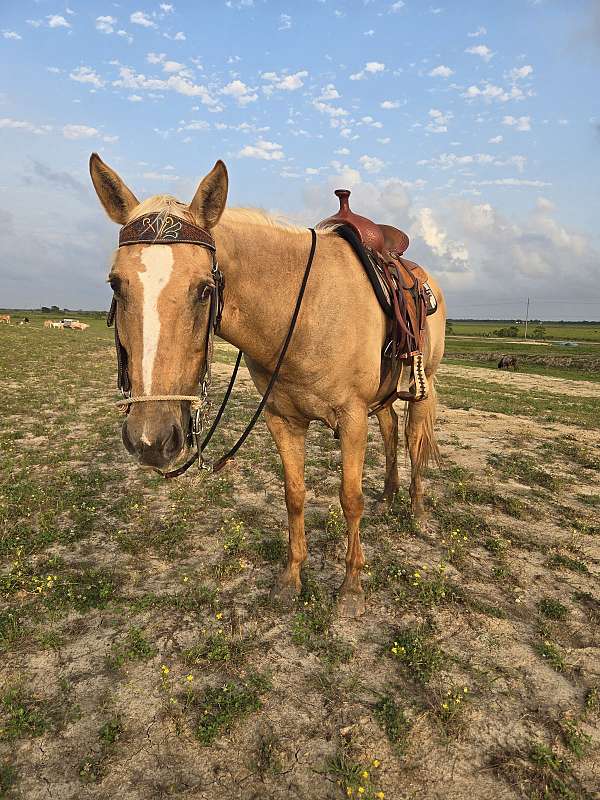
[389,625,444,684]
[190,674,270,746]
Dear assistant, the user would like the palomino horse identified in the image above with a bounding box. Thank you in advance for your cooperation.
[90,154,446,616]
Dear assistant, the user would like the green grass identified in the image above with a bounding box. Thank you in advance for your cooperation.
[539,597,569,621]
[536,640,566,672]
[190,674,270,745]
[106,627,157,670]
[439,375,599,429]
[389,626,444,684]
[0,688,50,740]
[374,695,411,749]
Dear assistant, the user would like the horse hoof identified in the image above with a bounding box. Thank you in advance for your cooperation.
[337,591,366,618]
[269,581,300,607]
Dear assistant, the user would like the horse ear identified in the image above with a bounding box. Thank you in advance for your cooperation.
[89,153,139,225]
[189,160,228,229]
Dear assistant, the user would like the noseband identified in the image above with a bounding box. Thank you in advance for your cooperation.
[107,212,317,478]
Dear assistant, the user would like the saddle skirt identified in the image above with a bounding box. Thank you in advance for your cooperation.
[317,189,438,406]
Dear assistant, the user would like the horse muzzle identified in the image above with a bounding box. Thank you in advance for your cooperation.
[122,417,186,469]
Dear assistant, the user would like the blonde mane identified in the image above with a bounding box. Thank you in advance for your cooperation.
[127,195,310,235]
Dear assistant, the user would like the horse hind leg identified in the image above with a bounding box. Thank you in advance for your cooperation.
[405,386,440,520]
[375,405,400,509]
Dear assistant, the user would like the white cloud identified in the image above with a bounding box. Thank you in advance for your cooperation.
[160,4,174,13]
[389,1,405,11]
[130,11,157,28]
[488,135,503,143]
[222,79,258,105]
[69,66,105,88]
[238,139,284,160]
[113,66,217,106]
[313,101,348,118]
[465,44,494,61]
[0,117,52,135]
[2,30,22,40]
[503,115,531,131]
[164,31,185,40]
[350,61,385,80]
[428,64,454,78]
[377,137,391,144]
[27,20,43,28]
[279,13,292,30]
[473,178,549,187]
[381,100,400,109]
[142,170,180,181]
[178,120,210,131]
[62,124,99,139]
[463,82,525,103]
[359,155,385,173]
[427,108,453,133]
[261,70,308,91]
[508,64,533,81]
[95,16,117,34]
[413,207,469,268]
[47,15,71,29]
[319,84,340,100]
[335,147,350,155]
[468,26,487,37]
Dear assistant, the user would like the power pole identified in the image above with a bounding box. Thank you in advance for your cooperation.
[524,297,530,339]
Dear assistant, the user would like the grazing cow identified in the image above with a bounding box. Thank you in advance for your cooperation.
[44,320,53,328]
[71,321,90,331]
[498,355,518,370]
[50,322,64,329]
[0,314,10,324]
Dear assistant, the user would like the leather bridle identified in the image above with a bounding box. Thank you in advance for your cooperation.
[107,211,318,479]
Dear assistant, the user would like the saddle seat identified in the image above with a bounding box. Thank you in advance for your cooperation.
[316,189,437,407]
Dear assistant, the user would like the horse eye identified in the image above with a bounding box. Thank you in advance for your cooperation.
[198,284,213,303]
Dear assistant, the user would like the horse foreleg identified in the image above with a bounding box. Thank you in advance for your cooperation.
[265,410,309,602]
[405,389,440,520]
[337,406,368,618]
[375,405,400,508]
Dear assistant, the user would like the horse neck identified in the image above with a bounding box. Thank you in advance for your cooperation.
[213,218,314,363]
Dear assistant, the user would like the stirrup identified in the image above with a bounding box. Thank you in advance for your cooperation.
[395,353,428,402]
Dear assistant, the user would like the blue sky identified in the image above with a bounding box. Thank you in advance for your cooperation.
[1,0,599,318]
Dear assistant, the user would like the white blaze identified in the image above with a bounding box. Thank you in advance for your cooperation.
[139,245,174,394]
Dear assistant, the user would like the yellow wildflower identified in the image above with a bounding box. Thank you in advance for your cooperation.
[361,770,369,779]
[216,612,223,620]
[185,674,194,683]
[372,759,380,768]
[358,788,365,796]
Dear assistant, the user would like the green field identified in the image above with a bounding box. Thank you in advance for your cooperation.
[1,316,599,800]
[447,319,600,342]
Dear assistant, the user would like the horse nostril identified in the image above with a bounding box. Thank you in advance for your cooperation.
[162,424,183,459]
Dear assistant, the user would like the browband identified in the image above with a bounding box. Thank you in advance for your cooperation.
[119,212,215,249]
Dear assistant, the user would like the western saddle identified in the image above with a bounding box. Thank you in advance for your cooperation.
[317,189,437,406]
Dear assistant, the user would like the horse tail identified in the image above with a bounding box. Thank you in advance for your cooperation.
[403,378,441,473]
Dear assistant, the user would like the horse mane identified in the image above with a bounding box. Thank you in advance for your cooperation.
[127,195,313,236]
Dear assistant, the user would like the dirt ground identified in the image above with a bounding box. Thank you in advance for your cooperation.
[1,328,599,800]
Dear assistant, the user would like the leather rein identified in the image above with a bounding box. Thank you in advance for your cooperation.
[107,211,317,479]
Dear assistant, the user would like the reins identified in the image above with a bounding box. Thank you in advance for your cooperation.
[107,213,317,479]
